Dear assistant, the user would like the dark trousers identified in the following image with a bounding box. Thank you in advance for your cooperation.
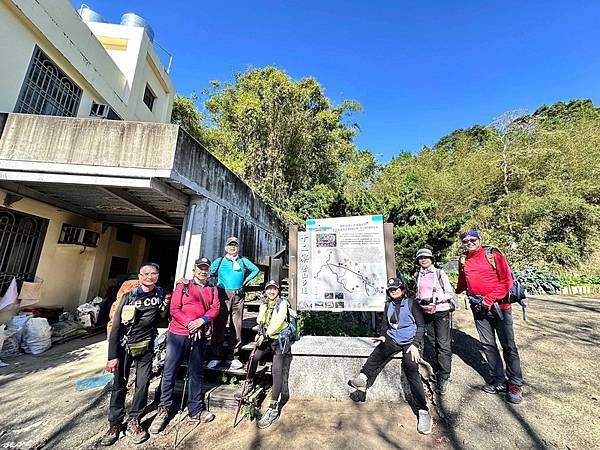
[108,348,153,425]
[211,288,244,359]
[424,310,452,381]
[248,339,290,403]
[361,336,427,411]
[158,331,207,416]
[472,306,523,386]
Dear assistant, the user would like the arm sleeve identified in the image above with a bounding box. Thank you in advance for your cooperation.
[257,304,267,325]
[169,283,193,328]
[410,299,425,347]
[107,294,128,360]
[242,258,260,285]
[266,301,288,338]
[437,269,456,301]
[483,252,513,306]
[209,258,220,277]
[203,286,220,322]
[379,303,388,336]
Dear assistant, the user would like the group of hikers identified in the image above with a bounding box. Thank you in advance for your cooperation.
[99,230,524,445]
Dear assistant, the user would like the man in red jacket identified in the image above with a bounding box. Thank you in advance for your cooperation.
[149,257,220,434]
[456,230,524,404]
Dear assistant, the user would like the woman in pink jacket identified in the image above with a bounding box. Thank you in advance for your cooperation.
[414,248,456,395]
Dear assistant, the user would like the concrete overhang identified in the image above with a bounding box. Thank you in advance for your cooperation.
[0,113,281,239]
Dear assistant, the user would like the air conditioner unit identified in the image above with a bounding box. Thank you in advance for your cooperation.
[59,225,100,247]
[90,101,109,118]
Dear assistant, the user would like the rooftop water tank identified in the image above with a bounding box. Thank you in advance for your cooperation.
[79,5,107,23]
[120,13,155,43]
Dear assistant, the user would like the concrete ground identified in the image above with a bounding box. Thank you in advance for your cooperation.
[1,295,598,449]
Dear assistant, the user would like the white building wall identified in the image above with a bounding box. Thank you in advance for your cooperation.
[0,0,173,123]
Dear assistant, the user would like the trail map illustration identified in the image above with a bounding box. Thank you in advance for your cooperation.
[314,251,381,296]
[297,215,388,312]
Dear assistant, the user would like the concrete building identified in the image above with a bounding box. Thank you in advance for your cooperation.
[0,1,283,316]
[0,0,173,123]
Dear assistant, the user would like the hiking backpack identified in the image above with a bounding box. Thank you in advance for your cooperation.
[276,298,298,343]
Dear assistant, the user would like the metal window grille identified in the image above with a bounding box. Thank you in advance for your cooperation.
[0,207,49,296]
[14,47,82,117]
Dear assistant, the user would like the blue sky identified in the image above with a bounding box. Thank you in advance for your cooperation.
[73,1,600,161]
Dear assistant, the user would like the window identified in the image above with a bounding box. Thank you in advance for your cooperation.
[115,227,133,243]
[90,101,122,120]
[108,257,129,278]
[14,47,82,117]
[143,84,156,111]
[0,207,49,296]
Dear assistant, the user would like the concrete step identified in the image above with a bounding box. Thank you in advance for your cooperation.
[206,383,266,411]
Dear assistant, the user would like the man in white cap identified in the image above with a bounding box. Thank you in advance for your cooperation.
[207,236,259,370]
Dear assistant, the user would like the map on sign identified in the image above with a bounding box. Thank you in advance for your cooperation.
[314,251,380,296]
[297,215,388,312]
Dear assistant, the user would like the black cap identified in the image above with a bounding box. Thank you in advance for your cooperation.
[264,280,279,290]
[387,277,405,290]
[194,257,211,267]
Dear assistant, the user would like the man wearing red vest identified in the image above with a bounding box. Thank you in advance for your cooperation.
[456,230,524,404]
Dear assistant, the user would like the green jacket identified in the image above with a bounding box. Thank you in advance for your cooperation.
[257,297,289,339]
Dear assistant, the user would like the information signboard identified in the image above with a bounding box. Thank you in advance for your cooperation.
[297,215,388,311]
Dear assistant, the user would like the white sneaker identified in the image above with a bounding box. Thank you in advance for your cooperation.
[207,359,221,369]
[229,359,243,370]
[417,409,432,435]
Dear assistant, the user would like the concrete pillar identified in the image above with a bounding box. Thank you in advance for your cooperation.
[176,196,206,280]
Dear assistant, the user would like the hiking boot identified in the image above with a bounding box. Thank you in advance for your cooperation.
[127,418,149,445]
[417,409,432,435]
[230,359,244,370]
[188,409,215,424]
[506,384,523,404]
[207,359,222,369]
[99,423,121,446]
[149,406,169,434]
[234,382,254,400]
[436,378,449,395]
[348,372,367,391]
[481,379,507,394]
[257,406,280,429]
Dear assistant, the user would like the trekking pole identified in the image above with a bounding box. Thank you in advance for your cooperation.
[233,340,259,428]
[173,332,196,450]
[521,299,527,321]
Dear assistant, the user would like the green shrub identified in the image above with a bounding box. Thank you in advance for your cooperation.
[557,275,600,286]
[514,269,561,295]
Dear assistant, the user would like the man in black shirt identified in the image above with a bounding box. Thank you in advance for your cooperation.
[100,262,167,446]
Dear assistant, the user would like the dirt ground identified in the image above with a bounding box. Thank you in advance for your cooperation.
[1,295,598,450]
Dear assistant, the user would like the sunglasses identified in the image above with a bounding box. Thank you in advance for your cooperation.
[462,238,479,244]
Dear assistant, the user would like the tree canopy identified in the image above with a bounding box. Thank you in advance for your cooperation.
[172,71,600,275]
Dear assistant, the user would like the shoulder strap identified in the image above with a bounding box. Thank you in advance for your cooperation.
[215,256,225,275]
[484,246,497,271]
[193,284,208,311]
[435,268,446,294]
